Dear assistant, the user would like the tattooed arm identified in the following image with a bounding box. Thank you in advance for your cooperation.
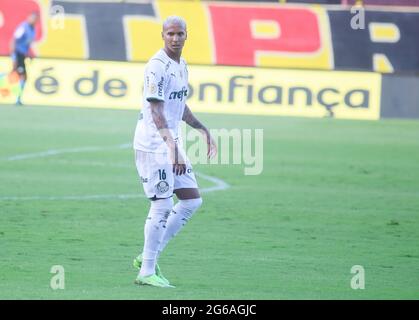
[183,104,217,159]
[150,100,186,175]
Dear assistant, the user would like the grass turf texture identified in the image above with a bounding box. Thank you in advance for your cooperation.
[0,105,418,299]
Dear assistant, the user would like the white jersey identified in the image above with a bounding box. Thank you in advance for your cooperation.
[133,49,189,153]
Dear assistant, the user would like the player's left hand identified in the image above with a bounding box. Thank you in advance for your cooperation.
[204,132,217,159]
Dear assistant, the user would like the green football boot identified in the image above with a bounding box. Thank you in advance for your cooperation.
[133,254,171,286]
[134,274,174,288]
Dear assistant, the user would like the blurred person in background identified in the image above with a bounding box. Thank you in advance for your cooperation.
[9,11,39,106]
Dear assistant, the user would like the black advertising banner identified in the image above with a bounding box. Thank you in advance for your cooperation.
[329,9,419,73]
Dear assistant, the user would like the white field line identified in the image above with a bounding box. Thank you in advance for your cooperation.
[196,172,230,193]
[5,143,132,161]
[1,145,230,201]
[0,194,145,201]
[0,173,229,201]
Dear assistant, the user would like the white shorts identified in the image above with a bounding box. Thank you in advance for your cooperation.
[134,149,198,199]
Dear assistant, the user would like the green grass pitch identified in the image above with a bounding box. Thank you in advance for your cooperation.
[0,105,418,299]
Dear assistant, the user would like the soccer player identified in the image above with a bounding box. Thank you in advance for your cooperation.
[10,12,39,105]
[132,16,217,288]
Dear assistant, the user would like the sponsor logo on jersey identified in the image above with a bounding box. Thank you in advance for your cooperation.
[140,176,148,183]
[157,77,164,96]
[169,86,188,101]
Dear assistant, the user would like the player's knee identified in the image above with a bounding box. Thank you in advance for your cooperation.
[178,197,202,219]
[150,197,173,215]
[191,197,203,210]
[16,67,25,75]
[146,197,173,230]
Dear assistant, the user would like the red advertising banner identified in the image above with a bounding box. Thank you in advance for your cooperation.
[209,4,322,66]
[0,0,43,56]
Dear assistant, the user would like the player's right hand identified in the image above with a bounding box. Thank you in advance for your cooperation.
[170,145,186,176]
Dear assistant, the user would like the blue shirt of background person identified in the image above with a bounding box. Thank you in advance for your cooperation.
[9,12,39,105]
[14,22,36,56]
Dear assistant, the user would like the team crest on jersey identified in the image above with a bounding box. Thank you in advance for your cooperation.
[156,180,169,194]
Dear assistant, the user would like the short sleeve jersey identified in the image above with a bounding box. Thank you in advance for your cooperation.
[14,22,35,55]
[133,49,189,153]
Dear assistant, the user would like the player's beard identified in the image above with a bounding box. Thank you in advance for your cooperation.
[170,44,183,53]
[165,45,183,60]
